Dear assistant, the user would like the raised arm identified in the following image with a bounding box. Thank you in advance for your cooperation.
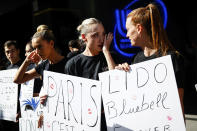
[14,51,40,84]
[103,32,116,70]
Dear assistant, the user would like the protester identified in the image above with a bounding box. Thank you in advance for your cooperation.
[65,18,116,131]
[1,40,23,131]
[13,25,67,102]
[65,18,115,79]
[115,3,185,115]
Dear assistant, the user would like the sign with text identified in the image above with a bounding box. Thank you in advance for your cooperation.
[20,79,34,99]
[0,69,18,122]
[43,71,102,131]
[99,55,186,131]
[19,117,44,131]
[19,97,44,131]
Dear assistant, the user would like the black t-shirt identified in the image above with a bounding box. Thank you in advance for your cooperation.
[35,57,67,86]
[6,59,23,69]
[133,50,185,89]
[66,51,81,60]
[65,53,108,80]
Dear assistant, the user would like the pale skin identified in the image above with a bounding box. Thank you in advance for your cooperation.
[116,17,184,116]
[81,23,116,70]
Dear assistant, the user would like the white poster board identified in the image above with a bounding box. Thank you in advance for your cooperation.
[20,79,34,99]
[42,71,102,131]
[20,97,43,118]
[0,69,18,122]
[99,55,186,131]
[19,97,44,131]
[19,117,44,131]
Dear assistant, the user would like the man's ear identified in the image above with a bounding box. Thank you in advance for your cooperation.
[81,34,87,42]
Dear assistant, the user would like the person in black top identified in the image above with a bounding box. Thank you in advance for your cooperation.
[115,3,185,116]
[14,25,67,103]
[1,40,23,131]
[65,18,116,131]
[65,18,116,80]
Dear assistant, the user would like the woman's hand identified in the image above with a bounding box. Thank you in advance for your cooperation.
[103,32,113,52]
[115,62,131,72]
[26,50,41,64]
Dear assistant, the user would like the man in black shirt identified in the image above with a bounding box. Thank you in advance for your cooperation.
[1,40,22,131]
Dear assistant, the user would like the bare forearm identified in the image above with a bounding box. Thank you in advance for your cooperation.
[13,60,31,84]
[103,50,116,70]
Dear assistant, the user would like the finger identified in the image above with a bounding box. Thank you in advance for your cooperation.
[115,66,121,70]
[28,51,35,58]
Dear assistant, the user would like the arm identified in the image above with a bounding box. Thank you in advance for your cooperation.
[103,33,116,70]
[178,88,185,120]
[14,51,41,84]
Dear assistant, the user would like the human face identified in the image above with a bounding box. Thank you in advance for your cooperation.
[32,37,53,60]
[4,45,20,64]
[126,17,141,47]
[25,44,33,57]
[84,23,105,55]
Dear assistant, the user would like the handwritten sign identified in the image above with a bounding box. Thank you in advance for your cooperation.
[19,117,44,131]
[0,69,18,122]
[19,97,45,131]
[99,55,186,131]
[43,71,102,131]
[20,79,34,99]
[20,97,43,118]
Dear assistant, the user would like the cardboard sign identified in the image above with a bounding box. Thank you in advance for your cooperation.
[99,55,186,131]
[0,69,18,122]
[42,71,102,131]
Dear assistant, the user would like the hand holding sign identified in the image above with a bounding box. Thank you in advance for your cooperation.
[115,62,131,72]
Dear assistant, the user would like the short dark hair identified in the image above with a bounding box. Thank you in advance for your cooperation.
[4,40,19,49]
[68,39,81,49]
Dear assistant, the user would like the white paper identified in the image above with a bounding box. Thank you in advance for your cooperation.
[42,71,102,131]
[0,69,18,122]
[99,55,186,131]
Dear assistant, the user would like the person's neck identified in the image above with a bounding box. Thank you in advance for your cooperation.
[83,48,99,56]
[144,47,158,57]
[11,58,20,65]
[48,50,64,64]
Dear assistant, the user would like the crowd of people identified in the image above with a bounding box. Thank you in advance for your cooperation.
[0,3,193,131]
